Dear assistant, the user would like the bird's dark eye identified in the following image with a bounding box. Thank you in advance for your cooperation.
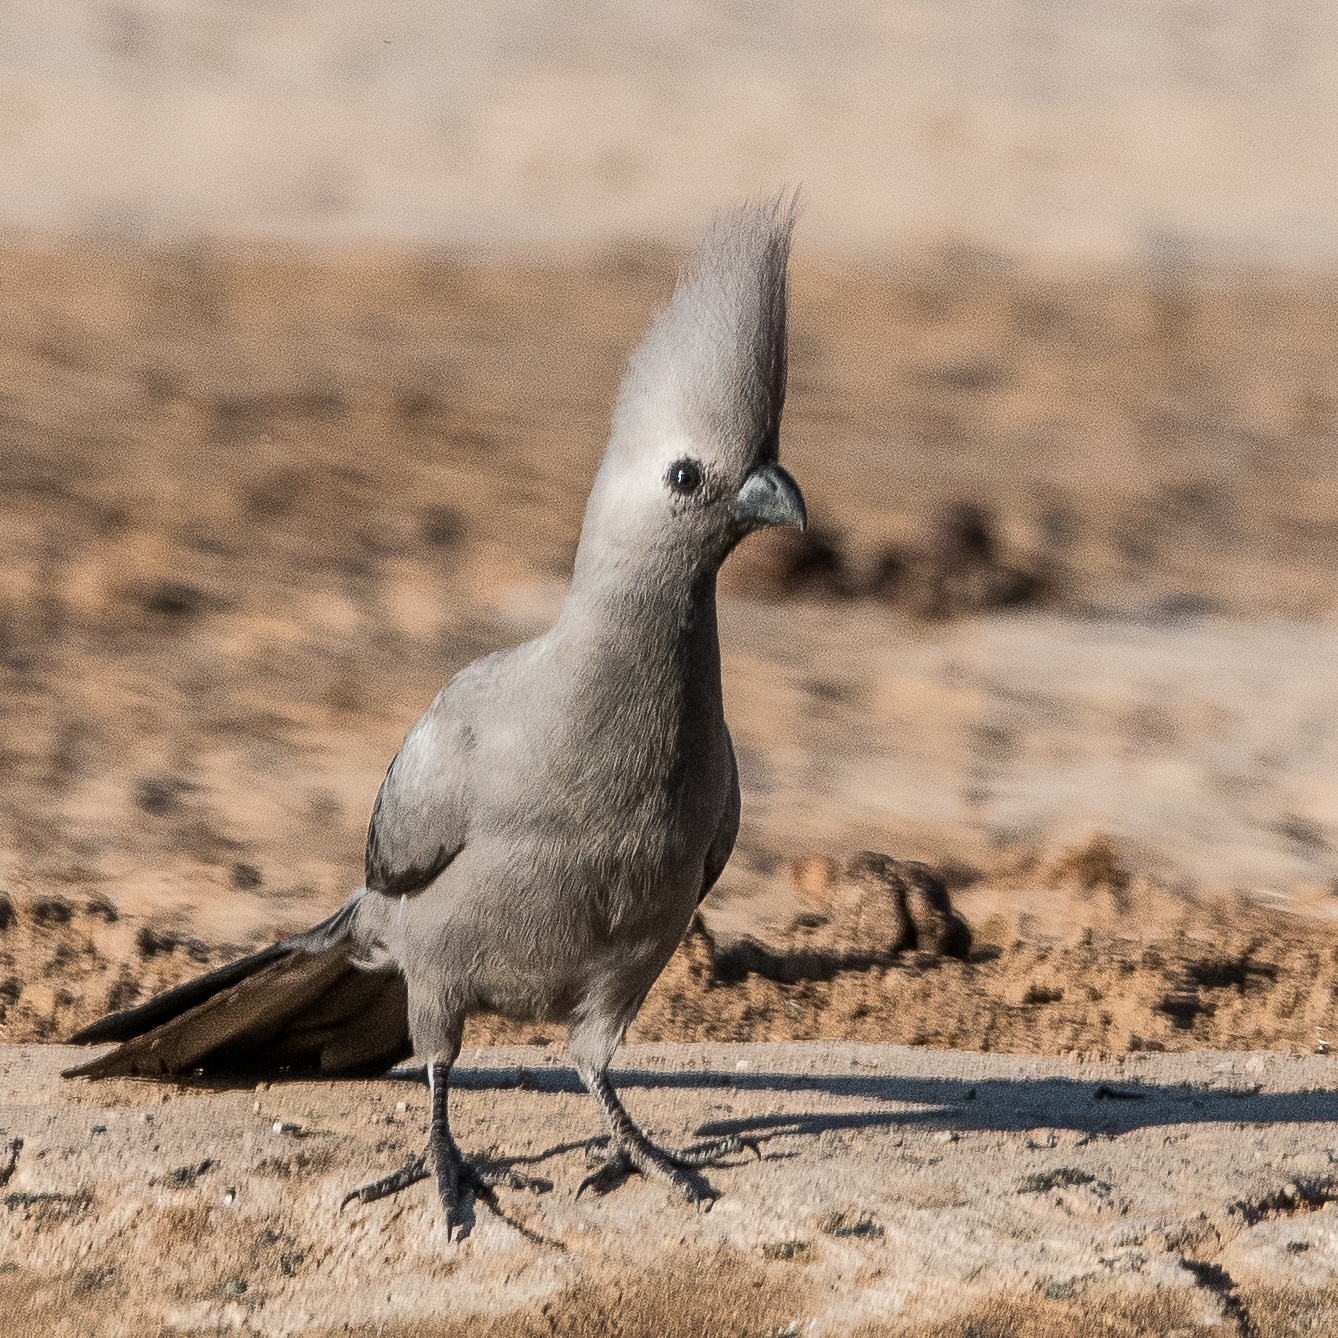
[667,458,703,496]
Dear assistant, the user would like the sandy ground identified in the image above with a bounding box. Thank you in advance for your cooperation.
[5,1041,1338,1337]
[4,242,1338,1331]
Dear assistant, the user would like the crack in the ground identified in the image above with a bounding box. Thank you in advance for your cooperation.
[0,1138,21,1189]
[1183,1258,1257,1338]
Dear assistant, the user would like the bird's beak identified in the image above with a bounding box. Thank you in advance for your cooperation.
[733,462,807,532]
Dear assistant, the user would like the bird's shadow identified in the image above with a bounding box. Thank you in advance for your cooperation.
[147,1055,1338,1154]
[465,1180,564,1249]
[425,1061,1338,1144]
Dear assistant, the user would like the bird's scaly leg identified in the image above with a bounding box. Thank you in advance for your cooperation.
[575,1065,758,1206]
[340,1060,547,1239]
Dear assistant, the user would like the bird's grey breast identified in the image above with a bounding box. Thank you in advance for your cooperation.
[471,608,732,927]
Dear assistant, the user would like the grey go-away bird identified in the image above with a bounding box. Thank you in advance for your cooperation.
[65,198,806,1238]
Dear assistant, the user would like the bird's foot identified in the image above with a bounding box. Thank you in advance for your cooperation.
[340,1150,550,1231]
[576,1133,759,1207]
[431,1145,550,1241]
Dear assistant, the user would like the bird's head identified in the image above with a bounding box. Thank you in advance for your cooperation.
[573,197,806,592]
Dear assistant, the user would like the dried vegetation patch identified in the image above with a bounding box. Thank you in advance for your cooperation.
[7,836,1338,1060]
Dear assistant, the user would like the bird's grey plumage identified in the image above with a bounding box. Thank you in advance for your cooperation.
[66,197,806,1235]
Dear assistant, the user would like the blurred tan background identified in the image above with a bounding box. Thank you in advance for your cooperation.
[4,1,1338,1050]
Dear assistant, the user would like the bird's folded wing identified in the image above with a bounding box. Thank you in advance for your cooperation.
[363,681,486,898]
[699,732,740,904]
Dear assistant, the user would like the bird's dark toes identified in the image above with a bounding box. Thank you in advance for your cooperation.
[576,1148,634,1199]
[437,1170,475,1242]
[619,1142,704,1204]
[583,1135,613,1169]
[470,1164,552,1195]
[339,1153,430,1210]
[575,1139,642,1204]
[682,1175,715,1209]
[668,1134,759,1168]
[572,1161,618,1204]
[435,1149,466,1231]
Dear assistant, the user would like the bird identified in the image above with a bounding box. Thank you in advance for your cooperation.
[64,197,807,1239]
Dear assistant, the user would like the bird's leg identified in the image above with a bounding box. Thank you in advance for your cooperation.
[427,1058,469,1234]
[341,1059,548,1238]
[424,1060,551,1225]
[340,1059,467,1234]
[575,1064,758,1206]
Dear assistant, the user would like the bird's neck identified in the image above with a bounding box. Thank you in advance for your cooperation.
[553,564,723,720]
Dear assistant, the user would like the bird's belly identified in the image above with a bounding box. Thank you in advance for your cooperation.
[402,830,704,1026]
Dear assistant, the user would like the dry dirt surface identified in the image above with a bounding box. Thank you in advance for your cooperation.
[11,841,1338,1065]
[4,242,1338,1332]
[6,1041,1338,1338]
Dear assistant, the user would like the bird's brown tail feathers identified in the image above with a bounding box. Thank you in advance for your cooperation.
[63,940,410,1080]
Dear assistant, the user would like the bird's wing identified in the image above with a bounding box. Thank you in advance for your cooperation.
[698,731,741,904]
[364,677,482,898]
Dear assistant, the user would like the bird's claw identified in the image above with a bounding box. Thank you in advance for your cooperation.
[575,1137,719,1209]
[576,1144,631,1199]
[339,1153,430,1211]
[574,1170,600,1200]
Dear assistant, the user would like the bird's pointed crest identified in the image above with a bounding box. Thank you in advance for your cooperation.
[608,194,797,476]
